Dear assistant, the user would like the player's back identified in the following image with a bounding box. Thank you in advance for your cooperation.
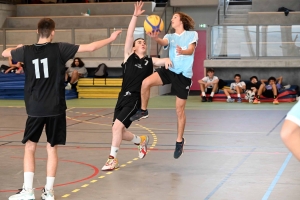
[23,43,66,117]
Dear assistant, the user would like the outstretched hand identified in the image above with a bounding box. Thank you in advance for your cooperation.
[110,30,122,41]
[146,31,160,39]
[134,1,145,17]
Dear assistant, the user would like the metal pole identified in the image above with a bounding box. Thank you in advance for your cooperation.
[218,8,220,25]
[3,29,6,51]
[71,28,75,44]
[256,25,259,59]
[224,0,226,18]
[107,28,111,59]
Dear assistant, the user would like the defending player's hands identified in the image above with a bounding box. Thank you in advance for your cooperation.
[164,58,172,69]
[110,30,122,41]
[134,1,145,17]
[176,45,183,55]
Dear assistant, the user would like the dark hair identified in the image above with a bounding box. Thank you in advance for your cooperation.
[133,38,145,47]
[174,12,195,30]
[268,76,276,82]
[234,74,241,78]
[71,57,85,68]
[37,18,55,38]
[250,76,258,81]
[207,68,214,73]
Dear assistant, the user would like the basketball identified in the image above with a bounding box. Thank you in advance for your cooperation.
[144,15,164,33]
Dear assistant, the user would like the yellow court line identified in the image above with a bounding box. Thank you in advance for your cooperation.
[61,110,158,198]
[81,184,89,188]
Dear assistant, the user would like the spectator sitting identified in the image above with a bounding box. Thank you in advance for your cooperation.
[245,76,261,103]
[253,76,282,105]
[65,57,87,90]
[0,57,23,74]
[223,74,246,103]
[198,68,219,102]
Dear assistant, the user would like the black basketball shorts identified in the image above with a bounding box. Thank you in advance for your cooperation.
[156,67,192,99]
[22,113,66,147]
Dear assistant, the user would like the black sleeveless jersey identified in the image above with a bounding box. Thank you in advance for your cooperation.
[120,53,153,94]
[11,43,79,117]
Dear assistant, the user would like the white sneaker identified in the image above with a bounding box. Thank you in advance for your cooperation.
[65,83,71,90]
[8,187,35,200]
[41,188,55,200]
[101,156,119,171]
[138,135,149,159]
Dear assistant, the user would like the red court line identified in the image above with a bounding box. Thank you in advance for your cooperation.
[0,145,288,155]
[0,157,99,193]
[0,130,23,139]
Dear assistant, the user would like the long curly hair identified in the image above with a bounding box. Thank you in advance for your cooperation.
[175,12,195,31]
[71,57,85,68]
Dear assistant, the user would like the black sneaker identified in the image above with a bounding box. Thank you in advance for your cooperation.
[174,138,185,159]
[201,96,207,102]
[130,109,149,121]
[207,96,213,102]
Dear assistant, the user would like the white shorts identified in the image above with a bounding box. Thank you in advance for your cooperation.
[286,101,300,126]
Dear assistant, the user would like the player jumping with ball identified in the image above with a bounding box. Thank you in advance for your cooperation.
[130,11,198,159]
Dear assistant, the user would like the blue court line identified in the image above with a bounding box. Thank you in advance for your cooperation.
[266,115,286,136]
[262,152,292,200]
[204,148,256,200]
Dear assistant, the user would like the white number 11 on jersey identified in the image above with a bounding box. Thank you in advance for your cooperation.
[32,58,49,79]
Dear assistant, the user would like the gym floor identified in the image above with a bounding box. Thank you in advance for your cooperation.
[0,96,299,200]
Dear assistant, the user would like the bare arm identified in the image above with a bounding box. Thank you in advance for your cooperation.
[147,31,169,46]
[176,43,196,55]
[277,76,283,84]
[2,44,23,58]
[77,30,121,53]
[124,1,145,60]
[261,79,267,84]
[152,57,172,69]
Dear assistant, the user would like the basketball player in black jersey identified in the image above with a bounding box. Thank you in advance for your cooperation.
[101,1,172,171]
[2,18,121,200]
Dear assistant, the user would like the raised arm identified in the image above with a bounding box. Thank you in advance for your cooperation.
[147,31,168,46]
[277,76,283,84]
[77,30,122,53]
[124,1,145,61]
[2,44,23,58]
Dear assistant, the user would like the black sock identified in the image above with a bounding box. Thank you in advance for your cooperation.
[176,141,183,144]
[274,95,277,99]
[141,109,147,112]
[257,95,260,99]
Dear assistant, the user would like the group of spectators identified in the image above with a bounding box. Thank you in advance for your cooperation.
[198,68,284,104]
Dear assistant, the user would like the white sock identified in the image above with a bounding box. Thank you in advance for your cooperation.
[46,177,55,190]
[24,172,34,190]
[131,134,141,144]
[202,92,205,96]
[110,146,119,158]
[227,96,231,99]
[237,94,241,98]
[210,92,215,97]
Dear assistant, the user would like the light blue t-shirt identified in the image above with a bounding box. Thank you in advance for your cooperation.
[163,31,198,78]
